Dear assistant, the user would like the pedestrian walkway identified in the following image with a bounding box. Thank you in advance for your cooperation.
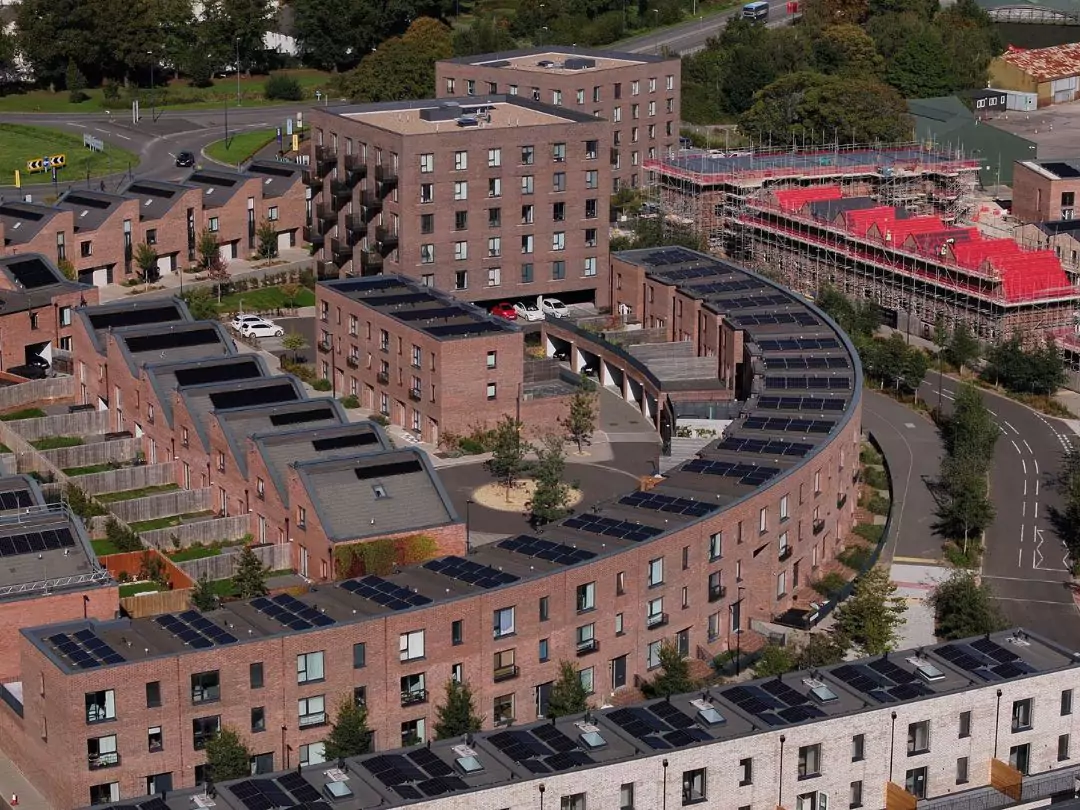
[890,562,950,649]
[0,745,52,810]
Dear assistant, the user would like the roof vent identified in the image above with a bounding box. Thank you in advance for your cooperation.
[1007,630,1032,647]
[537,60,556,68]
[564,58,596,70]
[456,116,479,128]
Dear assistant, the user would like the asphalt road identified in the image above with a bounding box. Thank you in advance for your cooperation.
[618,0,795,55]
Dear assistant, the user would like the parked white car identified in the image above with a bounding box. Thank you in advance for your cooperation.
[539,296,568,319]
[241,321,285,339]
[513,302,545,321]
[231,314,274,332]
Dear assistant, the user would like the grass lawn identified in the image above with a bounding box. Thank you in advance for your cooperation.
[204,129,281,166]
[216,285,316,314]
[96,483,180,503]
[167,544,224,563]
[0,124,139,186]
[31,435,85,450]
[0,70,334,115]
[130,511,214,533]
[91,538,122,556]
[64,462,123,476]
[119,582,162,597]
[0,407,45,421]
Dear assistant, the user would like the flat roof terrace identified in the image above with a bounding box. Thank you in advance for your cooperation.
[477,51,649,72]
[337,96,596,134]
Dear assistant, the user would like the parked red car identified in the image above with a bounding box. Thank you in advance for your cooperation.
[491,302,517,320]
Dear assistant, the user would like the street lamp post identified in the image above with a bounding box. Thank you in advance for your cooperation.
[147,51,155,122]
[236,37,242,107]
[734,585,746,675]
[465,499,474,554]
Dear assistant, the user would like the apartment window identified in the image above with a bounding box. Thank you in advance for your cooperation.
[539,596,549,621]
[577,624,596,652]
[561,794,586,810]
[494,606,515,638]
[520,144,535,165]
[488,236,501,257]
[553,201,566,221]
[89,784,119,805]
[148,725,163,751]
[907,720,930,755]
[297,651,325,684]
[905,767,928,799]
[1012,698,1033,731]
[580,667,594,694]
[454,241,468,261]
[487,351,497,369]
[667,74,675,90]
[780,494,789,522]
[585,139,598,159]
[522,234,534,254]
[776,571,786,598]
[759,506,768,533]
[647,557,663,586]
[592,86,601,102]
[553,143,566,162]
[80,240,93,258]
[682,768,706,805]
[1060,734,1071,761]
[632,103,640,119]
[615,612,624,635]
[852,733,864,761]
[486,383,497,400]
[521,263,534,283]
[798,744,821,778]
[354,686,367,707]
[145,682,161,708]
[1010,743,1031,775]
[585,170,598,189]
[1064,689,1074,716]
[739,757,753,786]
[521,175,534,194]
[420,153,434,173]
[453,181,468,201]
[521,204,535,225]
[420,244,434,264]
[454,210,468,231]
[190,671,219,704]
[487,177,502,197]
[208,217,219,232]
[400,630,425,661]
[613,106,622,122]
[145,228,157,245]
[585,198,597,219]
[251,707,266,733]
[620,783,634,810]
[493,693,515,725]
[850,780,863,808]
[648,100,656,116]
[488,147,501,167]
[616,571,625,594]
[585,228,597,247]
[421,273,434,287]
[192,716,220,750]
[552,232,566,251]
[451,620,463,646]
[584,257,597,277]
[420,183,433,203]
[959,710,971,738]
[553,172,566,192]
[298,695,326,728]
[454,150,468,171]
[539,638,549,662]
[647,597,664,627]
[576,582,596,612]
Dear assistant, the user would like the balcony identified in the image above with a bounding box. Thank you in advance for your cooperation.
[303,170,322,190]
[344,154,367,185]
[708,584,727,603]
[346,214,367,237]
[779,546,793,562]
[360,191,383,214]
[376,226,399,254]
[576,638,599,656]
[317,339,333,353]
[303,225,324,247]
[298,712,327,729]
[493,664,520,683]
[837,492,848,509]
[331,181,352,204]
[316,204,336,229]
[813,519,826,536]
[375,163,398,193]
[408,387,422,402]
[314,146,337,176]
[376,371,390,385]
[331,237,353,263]
[88,752,120,770]
[315,260,339,281]
[646,612,669,629]
[346,355,360,369]
[360,249,383,276]
[401,689,428,707]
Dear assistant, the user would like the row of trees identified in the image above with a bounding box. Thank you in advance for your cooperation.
[984,335,1067,397]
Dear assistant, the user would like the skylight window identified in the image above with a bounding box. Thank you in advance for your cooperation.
[909,658,945,682]
[372,484,388,499]
[696,706,726,726]
[805,680,839,704]
[455,755,483,774]
[323,781,353,801]
[579,730,607,749]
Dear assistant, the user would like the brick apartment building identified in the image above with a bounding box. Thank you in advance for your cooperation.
[306,96,612,307]
[317,275,574,444]
[0,160,306,287]
[1012,157,1080,223]
[70,297,464,579]
[436,47,682,193]
[0,253,97,373]
[67,629,1080,810]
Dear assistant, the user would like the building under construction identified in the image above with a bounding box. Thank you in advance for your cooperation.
[644,144,1080,343]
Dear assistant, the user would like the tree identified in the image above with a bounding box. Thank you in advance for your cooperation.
[561,379,598,453]
[529,434,572,525]
[134,243,160,285]
[941,382,997,462]
[336,18,453,102]
[485,415,530,499]
[752,643,797,677]
[323,695,372,759]
[883,27,954,97]
[197,229,220,270]
[812,24,884,76]
[642,642,696,698]
[56,258,77,282]
[233,544,269,599]
[833,565,907,655]
[929,570,1006,640]
[936,450,995,551]
[66,58,88,102]
[256,219,278,263]
[816,285,879,339]
[547,661,588,718]
[282,331,309,362]
[452,15,518,57]
[190,573,219,611]
[434,679,483,739]
[182,288,218,321]
[205,727,251,781]
[608,216,705,252]
[293,0,377,71]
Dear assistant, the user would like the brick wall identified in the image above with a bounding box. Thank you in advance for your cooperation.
[0,284,98,374]
[1012,162,1080,223]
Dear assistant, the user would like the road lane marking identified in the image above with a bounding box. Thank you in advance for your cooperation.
[1005,420,1019,434]
[993,596,1076,606]
[1035,501,1039,519]
[984,574,1074,584]
[93,127,109,134]
[1023,440,1033,454]
[1011,440,1021,454]
[114,134,131,140]
[1023,502,1026,517]
[1019,547,1024,566]
[1022,459,1028,475]
[1036,479,1040,496]
[1035,458,1040,476]
[1024,480,1028,497]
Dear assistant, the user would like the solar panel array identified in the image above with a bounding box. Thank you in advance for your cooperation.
[489,726,595,774]
[643,248,705,266]
[311,432,379,452]
[743,416,835,434]
[340,575,433,609]
[832,658,937,703]
[124,328,221,354]
[251,594,336,630]
[719,294,792,310]
[333,277,407,295]
[620,491,716,518]
[425,322,507,339]
[764,356,849,370]
[764,375,851,391]
[364,752,469,800]
[734,312,818,327]
[423,556,520,588]
[111,798,179,810]
[757,338,840,352]
[692,279,765,296]
[607,703,712,750]
[209,383,298,411]
[498,535,596,565]
[0,489,33,510]
[46,629,125,668]
[7,257,60,289]
[757,396,847,412]
[722,681,827,726]
[562,512,664,542]
[717,437,814,458]
[682,459,780,487]
[173,361,262,388]
[0,526,75,557]
[154,610,238,648]
[277,772,322,803]
[935,638,1037,682]
[229,779,294,810]
[268,407,336,427]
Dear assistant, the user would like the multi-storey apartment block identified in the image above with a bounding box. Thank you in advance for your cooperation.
[436,47,682,193]
[306,96,612,307]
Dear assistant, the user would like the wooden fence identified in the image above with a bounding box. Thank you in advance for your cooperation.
[0,454,14,476]
[175,543,292,581]
[120,588,193,618]
[0,376,74,413]
[140,514,251,551]
[108,488,212,524]
[7,409,109,441]
[39,439,141,470]
[65,463,175,496]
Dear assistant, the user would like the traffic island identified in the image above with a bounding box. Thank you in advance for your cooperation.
[0,123,139,187]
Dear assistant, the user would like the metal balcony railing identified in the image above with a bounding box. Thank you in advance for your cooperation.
[576,638,599,656]
[376,371,390,385]
[708,584,727,603]
[779,547,793,561]
[646,612,669,629]
[813,519,826,536]
[493,664,520,683]
[401,689,427,707]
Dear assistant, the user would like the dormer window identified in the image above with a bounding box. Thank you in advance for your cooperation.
[372,484,387,499]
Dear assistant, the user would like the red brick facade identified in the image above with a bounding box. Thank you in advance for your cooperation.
[1012,160,1080,223]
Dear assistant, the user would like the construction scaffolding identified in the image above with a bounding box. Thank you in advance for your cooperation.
[643,143,1080,345]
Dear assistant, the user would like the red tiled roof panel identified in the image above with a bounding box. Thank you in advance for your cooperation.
[999,42,1080,81]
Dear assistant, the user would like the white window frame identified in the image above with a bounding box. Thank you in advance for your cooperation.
[400,630,425,661]
[297,651,324,684]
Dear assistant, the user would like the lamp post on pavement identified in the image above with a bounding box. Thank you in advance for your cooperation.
[236,37,242,107]
[147,51,155,122]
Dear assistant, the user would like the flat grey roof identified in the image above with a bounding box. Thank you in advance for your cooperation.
[320,275,518,341]
[0,254,91,314]
[246,159,304,199]
[0,201,59,244]
[442,44,673,66]
[78,298,192,356]
[55,188,128,233]
[178,375,305,452]
[114,321,235,376]
[183,168,248,208]
[144,354,268,428]
[323,94,603,130]
[120,178,197,222]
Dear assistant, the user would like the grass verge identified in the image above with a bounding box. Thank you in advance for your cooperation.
[204,129,280,166]
[215,284,316,314]
[91,538,122,556]
[129,511,214,533]
[0,407,45,421]
[119,582,162,597]
[31,435,84,450]
[0,124,139,186]
[96,483,180,503]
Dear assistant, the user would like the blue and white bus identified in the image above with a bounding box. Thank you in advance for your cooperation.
[742,1,770,21]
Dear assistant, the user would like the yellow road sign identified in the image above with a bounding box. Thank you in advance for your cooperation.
[25,154,66,174]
